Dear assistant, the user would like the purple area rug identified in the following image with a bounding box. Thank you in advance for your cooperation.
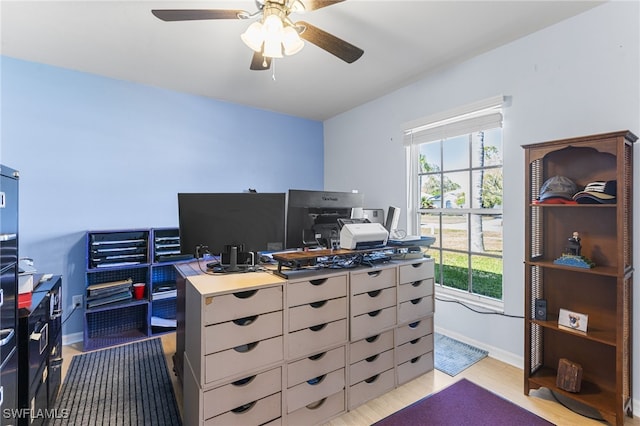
[372,379,553,426]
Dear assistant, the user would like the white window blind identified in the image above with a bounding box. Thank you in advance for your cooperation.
[403,95,504,146]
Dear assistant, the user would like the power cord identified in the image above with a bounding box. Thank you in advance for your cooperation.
[61,304,78,326]
[435,295,524,319]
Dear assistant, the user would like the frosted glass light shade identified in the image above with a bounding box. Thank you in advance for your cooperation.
[282,26,304,56]
[263,37,283,58]
[241,21,264,52]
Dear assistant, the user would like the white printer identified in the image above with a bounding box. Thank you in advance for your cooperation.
[339,222,389,249]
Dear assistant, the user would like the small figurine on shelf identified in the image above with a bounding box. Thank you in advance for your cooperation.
[566,231,582,256]
[553,231,595,269]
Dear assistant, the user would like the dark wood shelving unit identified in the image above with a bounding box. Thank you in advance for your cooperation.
[522,130,636,426]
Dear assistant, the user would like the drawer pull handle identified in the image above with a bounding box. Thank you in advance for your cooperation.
[309,324,327,332]
[307,375,326,385]
[309,278,328,286]
[306,398,327,410]
[232,375,256,386]
[410,338,421,345]
[233,290,258,299]
[365,335,380,343]
[0,329,15,346]
[233,341,259,353]
[408,321,421,329]
[368,310,381,317]
[367,290,381,298]
[367,271,381,277]
[364,374,379,384]
[411,356,422,364]
[233,315,258,326]
[365,354,379,363]
[411,263,423,268]
[411,280,423,287]
[308,352,326,361]
[410,298,422,305]
[231,401,257,414]
[310,300,327,308]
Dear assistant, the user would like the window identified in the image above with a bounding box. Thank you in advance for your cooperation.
[404,97,504,305]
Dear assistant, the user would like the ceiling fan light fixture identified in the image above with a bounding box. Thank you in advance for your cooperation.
[282,25,304,56]
[263,36,284,58]
[241,21,264,52]
[262,14,283,35]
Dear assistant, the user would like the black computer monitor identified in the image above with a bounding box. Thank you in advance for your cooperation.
[286,189,365,249]
[178,192,286,259]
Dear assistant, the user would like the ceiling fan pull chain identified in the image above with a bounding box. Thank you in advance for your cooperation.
[272,59,277,81]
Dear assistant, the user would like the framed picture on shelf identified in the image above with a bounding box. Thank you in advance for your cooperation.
[558,308,588,333]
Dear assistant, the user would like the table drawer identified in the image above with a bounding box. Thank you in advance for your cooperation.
[289,297,347,332]
[351,287,396,317]
[288,275,347,307]
[396,335,434,365]
[286,390,345,426]
[399,261,434,284]
[351,267,396,295]
[204,286,283,325]
[348,368,395,409]
[288,319,348,359]
[398,296,434,324]
[205,311,283,354]
[205,335,283,385]
[349,349,394,386]
[204,367,282,420]
[351,306,396,342]
[205,391,281,426]
[287,346,346,388]
[349,329,394,364]
[398,278,433,303]
[395,316,434,346]
[287,368,346,413]
[397,352,434,385]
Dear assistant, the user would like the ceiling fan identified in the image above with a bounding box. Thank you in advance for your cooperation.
[152,0,364,71]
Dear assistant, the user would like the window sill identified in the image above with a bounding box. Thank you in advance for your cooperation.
[435,285,504,313]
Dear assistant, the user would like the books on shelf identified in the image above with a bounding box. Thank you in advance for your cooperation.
[152,289,177,301]
[86,278,133,308]
[151,316,177,328]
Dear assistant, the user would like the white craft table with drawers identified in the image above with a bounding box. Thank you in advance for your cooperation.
[176,257,434,426]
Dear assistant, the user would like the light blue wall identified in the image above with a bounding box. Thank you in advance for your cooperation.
[0,56,324,336]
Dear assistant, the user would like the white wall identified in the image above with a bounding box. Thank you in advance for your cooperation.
[324,0,640,408]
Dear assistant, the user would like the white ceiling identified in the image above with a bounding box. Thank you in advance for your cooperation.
[1,1,604,121]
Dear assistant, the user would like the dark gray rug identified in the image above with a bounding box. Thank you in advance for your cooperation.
[49,338,181,425]
[434,333,488,376]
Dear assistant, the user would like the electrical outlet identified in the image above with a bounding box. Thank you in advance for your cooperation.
[72,295,83,308]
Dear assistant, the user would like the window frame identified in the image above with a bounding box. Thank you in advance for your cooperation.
[403,97,504,311]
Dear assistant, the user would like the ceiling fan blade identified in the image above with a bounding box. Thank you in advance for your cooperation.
[303,1,346,11]
[250,52,272,71]
[151,9,246,21]
[296,21,363,63]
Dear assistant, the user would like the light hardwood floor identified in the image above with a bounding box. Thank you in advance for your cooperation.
[62,333,639,425]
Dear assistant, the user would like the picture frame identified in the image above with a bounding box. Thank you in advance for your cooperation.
[558,308,588,333]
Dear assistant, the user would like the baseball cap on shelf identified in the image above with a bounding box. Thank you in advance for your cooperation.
[573,180,616,204]
[538,175,577,203]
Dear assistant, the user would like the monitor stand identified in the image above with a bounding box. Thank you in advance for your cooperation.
[226,246,241,272]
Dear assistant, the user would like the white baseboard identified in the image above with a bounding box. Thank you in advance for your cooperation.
[434,326,523,368]
[62,332,83,346]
